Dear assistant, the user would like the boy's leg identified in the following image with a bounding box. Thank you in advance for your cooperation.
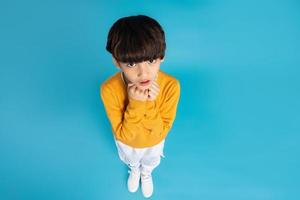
[140,140,165,198]
[140,140,165,174]
[115,140,143,192]
[115,140,141,169]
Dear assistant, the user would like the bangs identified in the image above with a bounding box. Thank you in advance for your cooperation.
[113,29,165,63]
[106,15,166,63]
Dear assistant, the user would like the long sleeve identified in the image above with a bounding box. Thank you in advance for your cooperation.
[100,84,147,142]
[142,80,180,140]
[100,71,180,148]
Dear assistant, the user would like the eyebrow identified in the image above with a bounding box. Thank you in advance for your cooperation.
[123,59,156,64]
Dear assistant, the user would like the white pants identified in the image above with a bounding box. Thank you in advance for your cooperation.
[115,140,165,175]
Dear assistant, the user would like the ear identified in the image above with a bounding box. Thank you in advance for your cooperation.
[161,57,165,63]
[112,57,121,69]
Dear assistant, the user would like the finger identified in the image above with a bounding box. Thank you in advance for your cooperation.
[152,80,159,87]
[153,82,159,89]
[134,86,139,93]
[128,85,134,92]
[145,89,151,98]
[151,82,160,91]
[149,88,159,93]
[149,86,159,94]
[128,84,136,92]
[151,84,159,91]
[148,90,157,98]
[139,88,146,95]
[144,89,149,96]
[127,83,135,88]
[147,91,152,99]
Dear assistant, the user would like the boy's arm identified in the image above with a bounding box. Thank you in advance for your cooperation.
[101,84,146,142]
[142,80,180,139]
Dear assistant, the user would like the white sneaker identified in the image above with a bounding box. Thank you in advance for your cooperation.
[127,169,140,193]
[141,173,153,198]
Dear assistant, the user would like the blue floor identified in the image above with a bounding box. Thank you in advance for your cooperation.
[1,0,299,199]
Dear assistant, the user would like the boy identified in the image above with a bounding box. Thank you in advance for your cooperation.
[100,15,180,198]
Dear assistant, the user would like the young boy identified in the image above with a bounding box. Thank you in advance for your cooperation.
[100,15,180,198]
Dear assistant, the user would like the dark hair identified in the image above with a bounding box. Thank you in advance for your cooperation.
[106,15,166,63]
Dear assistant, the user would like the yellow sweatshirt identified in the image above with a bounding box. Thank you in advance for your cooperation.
[100,70,180,148]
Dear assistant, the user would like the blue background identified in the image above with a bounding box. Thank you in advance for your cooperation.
[1,0,299,199]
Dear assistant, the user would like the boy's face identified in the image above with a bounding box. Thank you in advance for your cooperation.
[113,58,163,90]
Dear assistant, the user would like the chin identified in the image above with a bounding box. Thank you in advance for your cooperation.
[137,85,151,90]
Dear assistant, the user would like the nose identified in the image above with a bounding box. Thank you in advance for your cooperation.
[137,62,148,77]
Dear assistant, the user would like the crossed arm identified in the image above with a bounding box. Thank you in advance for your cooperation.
[101,80,180,143]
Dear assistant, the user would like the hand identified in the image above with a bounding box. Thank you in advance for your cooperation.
[127,83,148,101]
[147,81,160,101]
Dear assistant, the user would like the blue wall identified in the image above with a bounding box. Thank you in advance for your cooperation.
[0,0,299,199]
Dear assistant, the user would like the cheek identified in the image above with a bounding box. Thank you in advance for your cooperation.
[151,65,160,76]
[123,71,137,83]
[154,63,160,70]
[124,69,141,82]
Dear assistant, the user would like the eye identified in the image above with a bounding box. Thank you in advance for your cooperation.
[148,59,156,64]
[126,62,136,68]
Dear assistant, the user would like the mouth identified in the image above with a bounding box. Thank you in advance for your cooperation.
[139,79,151,86]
